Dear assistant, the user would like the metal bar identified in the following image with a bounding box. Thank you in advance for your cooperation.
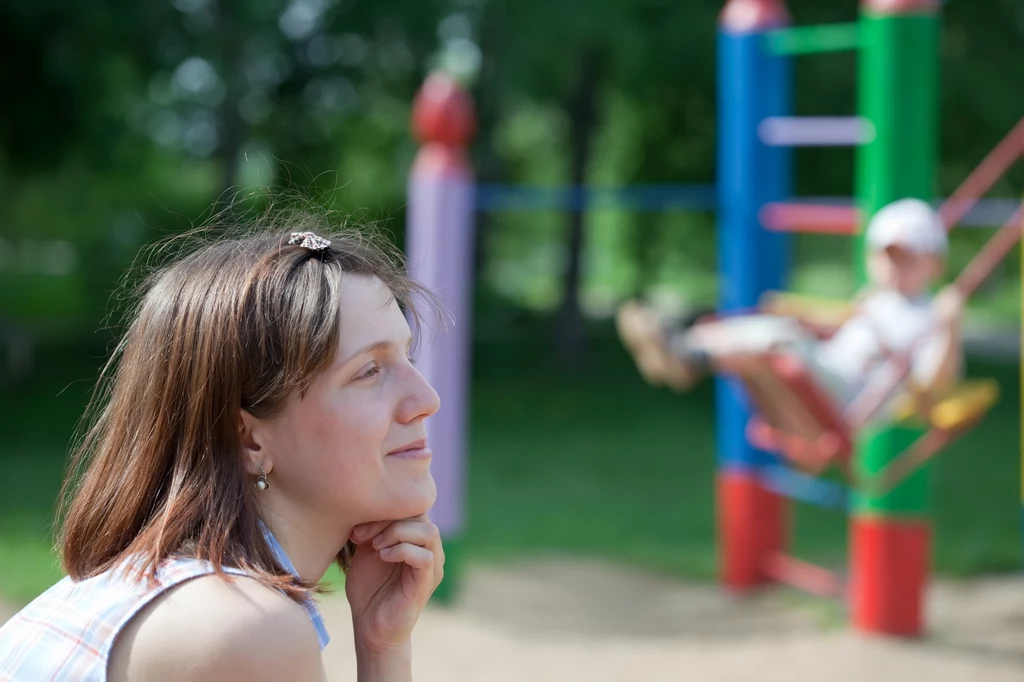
[939,117,1024,229]
[857,428,957,498]
[762,464,849,510]
[762,553,846,598]
[760,203,861,234]
[766,23,861,56]
[473,185,1020,222]
[954,205,1024,298]
[759,116,874,147]
[474,183,718,212]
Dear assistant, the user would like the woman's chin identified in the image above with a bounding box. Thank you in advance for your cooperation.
[388,477,438,520]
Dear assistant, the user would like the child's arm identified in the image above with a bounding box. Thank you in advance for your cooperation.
[915,286,966,394]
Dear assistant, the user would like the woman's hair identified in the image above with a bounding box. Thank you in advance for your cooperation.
[57,205,438,601]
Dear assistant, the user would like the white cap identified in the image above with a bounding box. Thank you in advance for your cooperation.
[865,198,948,255]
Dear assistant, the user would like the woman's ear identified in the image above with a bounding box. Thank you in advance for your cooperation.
[239,409,270,476]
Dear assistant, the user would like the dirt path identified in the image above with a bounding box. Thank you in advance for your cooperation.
[319,557,1024,681]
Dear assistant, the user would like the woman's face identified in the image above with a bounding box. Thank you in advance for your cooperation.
[257,274,441,528]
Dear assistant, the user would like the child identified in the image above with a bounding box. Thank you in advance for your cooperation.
[617,198,965,422]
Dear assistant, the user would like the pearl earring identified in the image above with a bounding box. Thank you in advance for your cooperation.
[255,465,269,491]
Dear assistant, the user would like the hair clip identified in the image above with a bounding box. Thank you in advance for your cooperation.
[287,231,331,251]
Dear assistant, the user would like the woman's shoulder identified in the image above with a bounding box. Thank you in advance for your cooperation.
[108,572,325,682]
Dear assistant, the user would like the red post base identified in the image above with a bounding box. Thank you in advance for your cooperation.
[718,470,787,592]
[850,516,930,637]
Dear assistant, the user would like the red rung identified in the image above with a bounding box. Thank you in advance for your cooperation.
[760,203,861,235]
[762,552,845,598]
[747,418,842,474]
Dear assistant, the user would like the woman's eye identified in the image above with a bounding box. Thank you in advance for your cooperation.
[357,364,381,380]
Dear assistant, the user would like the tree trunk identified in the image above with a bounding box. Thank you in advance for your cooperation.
[555,49,601,371]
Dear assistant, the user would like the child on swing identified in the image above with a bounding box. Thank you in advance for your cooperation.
[618,198,966,421]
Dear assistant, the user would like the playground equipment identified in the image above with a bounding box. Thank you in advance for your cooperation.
[402,0,1023,615]
[717,0,1023,637]
[405,73,477,601]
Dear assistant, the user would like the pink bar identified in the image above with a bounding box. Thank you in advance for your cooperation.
[860,0,939,12]
[760,202,861,234]
[762,552,845,598]
[954,206,1024,298]
[939,117,1024,230]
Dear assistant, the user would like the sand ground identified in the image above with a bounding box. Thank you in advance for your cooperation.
[2,557,1021,680]
[319,557,1024,681]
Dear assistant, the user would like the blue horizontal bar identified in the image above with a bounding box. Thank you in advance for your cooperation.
[760,463,849,511]
[799,196,1021,228]
[475,183,717,213]
[473,185,1018,226]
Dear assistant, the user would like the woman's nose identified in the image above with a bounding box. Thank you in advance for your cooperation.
[399,365,441,423]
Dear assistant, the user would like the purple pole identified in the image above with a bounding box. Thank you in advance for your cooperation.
[405,72,476,601]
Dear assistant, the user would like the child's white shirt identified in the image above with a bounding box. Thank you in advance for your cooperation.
[814,288,951,397]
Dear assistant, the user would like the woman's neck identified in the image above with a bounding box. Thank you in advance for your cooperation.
[258,504,353,583]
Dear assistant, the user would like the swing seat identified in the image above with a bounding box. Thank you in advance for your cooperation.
[719,352,854,474]
[725,349,1000,478]
[891,378,1001,432]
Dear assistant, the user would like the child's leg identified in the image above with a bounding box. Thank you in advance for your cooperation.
[687,314,812,357]
[694,317,857,413]
[615,301,712,391]
[617,302,816,392]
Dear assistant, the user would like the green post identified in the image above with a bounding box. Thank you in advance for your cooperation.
[851,0,941,637]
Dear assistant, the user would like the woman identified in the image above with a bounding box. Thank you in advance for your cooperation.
[0,218,446,681]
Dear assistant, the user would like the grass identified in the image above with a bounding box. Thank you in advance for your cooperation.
[465,316,1022,580]
[1,317,1020,606]
[0,345,100,604]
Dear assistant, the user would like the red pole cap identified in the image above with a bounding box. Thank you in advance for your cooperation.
[860,0,939,14]
[719,0,790,32]
[411,72,476,148]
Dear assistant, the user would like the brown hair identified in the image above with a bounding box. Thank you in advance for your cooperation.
[57,207,438,601]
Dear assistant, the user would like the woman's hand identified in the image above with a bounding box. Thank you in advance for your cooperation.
[345,514,445,658]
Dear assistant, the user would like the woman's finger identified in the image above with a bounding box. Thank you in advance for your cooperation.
[350,520,392,544]
[432,543,445,588]
[371,519,441,553]
[378,542,434,571]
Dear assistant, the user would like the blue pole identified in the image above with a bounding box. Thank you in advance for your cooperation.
[716,0,792,591]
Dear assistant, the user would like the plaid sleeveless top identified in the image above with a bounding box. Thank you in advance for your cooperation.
[0,523,330,681]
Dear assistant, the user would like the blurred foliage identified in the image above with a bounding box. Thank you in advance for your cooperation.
[1,0,1023,603]
[0,0,1022,345]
